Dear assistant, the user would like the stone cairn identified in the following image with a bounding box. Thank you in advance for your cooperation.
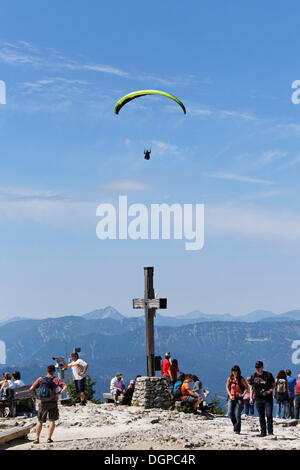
[132,376,172,409]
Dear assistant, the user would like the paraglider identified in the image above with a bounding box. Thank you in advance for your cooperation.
[144,148,151,160]
[114,90,186,160]
[114,89,186,115]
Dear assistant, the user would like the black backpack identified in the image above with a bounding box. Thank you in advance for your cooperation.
[37,376,55,401]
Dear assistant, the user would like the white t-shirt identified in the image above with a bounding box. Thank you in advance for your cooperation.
[69,359,87,380]
[110,377,125,391]
[13,379,25,388]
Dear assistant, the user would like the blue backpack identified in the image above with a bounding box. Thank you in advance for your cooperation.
[173,380,183,399]
[38,376,55,401]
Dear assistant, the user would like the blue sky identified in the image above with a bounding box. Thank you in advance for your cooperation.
[1,0,300,318]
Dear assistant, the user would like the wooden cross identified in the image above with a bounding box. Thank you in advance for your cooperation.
[133,267,167,377]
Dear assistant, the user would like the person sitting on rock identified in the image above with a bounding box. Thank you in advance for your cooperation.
[0,372,15,399]
[122,380,135,406]
[12,371,25,388]
[180,374,202,413]
[110,372,126,404]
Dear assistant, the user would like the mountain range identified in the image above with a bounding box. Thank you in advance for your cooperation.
[1,306,300,403]
[2,306,300,327]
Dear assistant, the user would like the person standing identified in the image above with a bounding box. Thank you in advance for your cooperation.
[226,365,247,434]
[30,364,67,444]
[294,374,300,419]
[286,369,296,419]
[161,352,172,380]
[274,370,289,419]
[63,352,88,406]
[250,361,275,437]
[243,377,255,417]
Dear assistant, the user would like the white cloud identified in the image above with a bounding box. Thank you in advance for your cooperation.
[103,179,151,191]
[188,105,258,121]
[256,149,287,167]
[207,203,300,240]
[151,140,180,155]
[210,172,274,185]
[0,187,61,201]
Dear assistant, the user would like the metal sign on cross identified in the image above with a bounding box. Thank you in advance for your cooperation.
[132,267,167,377]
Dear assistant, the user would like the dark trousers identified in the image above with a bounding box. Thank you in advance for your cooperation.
[228,398,243,433]
[255,398,273,435]
[295,395,300,419]
[243,398,255,416]
[287,396,295,419]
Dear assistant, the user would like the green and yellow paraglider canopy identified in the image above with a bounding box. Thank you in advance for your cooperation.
[114,89,186,115]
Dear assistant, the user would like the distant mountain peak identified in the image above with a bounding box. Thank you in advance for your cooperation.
[82,306,124,321]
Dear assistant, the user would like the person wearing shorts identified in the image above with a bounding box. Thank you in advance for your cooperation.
[63,352,88,406]
[180,375,202,412]
[30,364,67,444]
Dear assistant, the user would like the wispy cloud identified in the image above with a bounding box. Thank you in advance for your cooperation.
[151,140,180,155]
[209,172,274,185]
[255,149,287,167]
[207,203,300,240]
[188,105,258,122]
[244,190,282,200]
[0,187,62,201]
[0,41,131,79]
[65,63,130,78]
[276,123,300,135]
[103,179,151,191]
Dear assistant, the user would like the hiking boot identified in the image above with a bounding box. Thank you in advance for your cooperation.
[33,439,40,444]
[47,438,53,443]
[79,401,86,406]
[256,433,266,437]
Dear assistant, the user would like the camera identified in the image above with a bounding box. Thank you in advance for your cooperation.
[52,356,65,366]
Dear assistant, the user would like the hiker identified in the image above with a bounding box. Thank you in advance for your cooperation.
[191,375,210,402]
[170,358,183,386]
[63,352,88,406]
[173,373,186,401]
[180,374,202,413]
[12,371,25,388]
[161,352,172,380]
[294,374,300,419]
[243,377,255,417]
[225,365,247,434]
[250,361,275,437]
[274,370,289,419]
[0,372,15,399]
[30,364,68,444]
[110,372,126,403]
[286,369,296,419]
[122,380,135,405]
[191,375,214,417]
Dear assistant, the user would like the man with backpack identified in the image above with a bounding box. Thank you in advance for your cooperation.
[250,361,275,437]
[30,364,68,444]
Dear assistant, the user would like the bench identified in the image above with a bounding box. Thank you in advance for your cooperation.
[0,423,35,445]
[0,385,35,418]
[103,392,124,404]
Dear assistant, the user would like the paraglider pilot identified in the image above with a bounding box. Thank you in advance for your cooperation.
[144,148,151,160]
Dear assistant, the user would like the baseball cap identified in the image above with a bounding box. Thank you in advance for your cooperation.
[255,361,263,369]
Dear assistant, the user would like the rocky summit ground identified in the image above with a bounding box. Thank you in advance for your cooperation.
[2,402,300,451]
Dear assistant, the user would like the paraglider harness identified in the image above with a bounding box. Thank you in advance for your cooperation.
[144,148,151,160]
